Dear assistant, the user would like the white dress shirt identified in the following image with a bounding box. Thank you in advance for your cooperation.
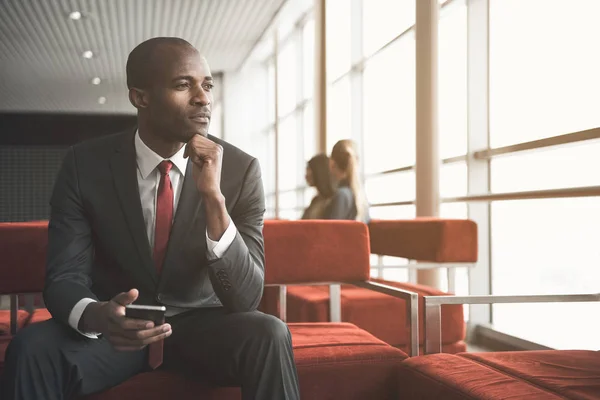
[68,131,237,338]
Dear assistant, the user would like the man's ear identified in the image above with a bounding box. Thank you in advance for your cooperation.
[128,88,149,109]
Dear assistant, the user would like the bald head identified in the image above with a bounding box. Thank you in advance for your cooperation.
[126,37,214,141]
[126,37,198,89]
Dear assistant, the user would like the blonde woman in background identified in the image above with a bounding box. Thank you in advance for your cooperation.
[324,139,370,223]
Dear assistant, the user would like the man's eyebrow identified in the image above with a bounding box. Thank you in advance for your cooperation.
[172,75,194,82]
[171,75,213,82]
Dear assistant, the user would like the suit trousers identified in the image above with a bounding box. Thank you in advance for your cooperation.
[0,308,300,400]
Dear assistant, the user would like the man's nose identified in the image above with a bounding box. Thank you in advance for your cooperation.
[191,87,210,106]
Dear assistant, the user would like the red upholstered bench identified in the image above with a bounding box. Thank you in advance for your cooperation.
[410,291,600,400]
[398,351,600,399]
[260,218,477,353]
[0,220,414,399]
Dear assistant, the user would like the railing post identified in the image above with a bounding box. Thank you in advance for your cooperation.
[279,285,287,322]
[329,284,342,322]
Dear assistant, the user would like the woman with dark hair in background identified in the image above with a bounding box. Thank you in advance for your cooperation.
[301,154,335,219]
[324,139,369,223]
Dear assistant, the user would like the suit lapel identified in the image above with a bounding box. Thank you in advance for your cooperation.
[110,130,158,286]
[159,159,204,280]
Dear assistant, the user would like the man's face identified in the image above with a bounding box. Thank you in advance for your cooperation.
[146,47,214,143]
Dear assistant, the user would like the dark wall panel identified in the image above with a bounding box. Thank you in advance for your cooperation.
[0,113,136,221]
[0,113,136,146]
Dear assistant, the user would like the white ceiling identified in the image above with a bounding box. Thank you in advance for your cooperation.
[0,0,286,115]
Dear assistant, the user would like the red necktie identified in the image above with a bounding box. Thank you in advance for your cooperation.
[149,160,173,369]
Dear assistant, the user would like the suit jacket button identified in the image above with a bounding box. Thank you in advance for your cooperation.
[156,293,163,302]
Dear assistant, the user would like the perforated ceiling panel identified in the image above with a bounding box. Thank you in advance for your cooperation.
[0,0,285,114]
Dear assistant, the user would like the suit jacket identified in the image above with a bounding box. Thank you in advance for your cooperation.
[43,127,265,323]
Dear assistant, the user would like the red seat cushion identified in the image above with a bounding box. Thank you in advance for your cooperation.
[284,279,465,349]
[399,353,567,399]
[461,351,600,400]
[0,310,30,335]
[85,323,406,400]
[85,371,240,400]
[290,322,407,400]
[27,308,52,325]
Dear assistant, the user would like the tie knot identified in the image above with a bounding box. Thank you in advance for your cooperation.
[157,160,173,176]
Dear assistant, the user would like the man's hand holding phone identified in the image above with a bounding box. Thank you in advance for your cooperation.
[81,289,171,351]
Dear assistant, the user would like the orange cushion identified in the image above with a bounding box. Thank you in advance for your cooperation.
[263,220,370,284]
[462,351,600,400]
[27,308,52,325]
[0,221,48,294]
[290,322,407,399]
[84,371,240,400]
[399,353,566,399]
[0,310,30,335]
[284,279,465,348]
[368,218,477,262]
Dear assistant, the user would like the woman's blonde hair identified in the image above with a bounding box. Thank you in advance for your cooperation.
[330,140,367,222]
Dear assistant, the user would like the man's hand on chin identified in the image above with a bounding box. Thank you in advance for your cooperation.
[184,134,223,198]
[184,135,230,241]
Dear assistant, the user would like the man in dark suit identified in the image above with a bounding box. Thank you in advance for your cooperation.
[0,37,300,400]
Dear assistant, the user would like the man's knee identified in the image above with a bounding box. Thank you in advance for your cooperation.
[5,320,64,364]
[247,313,291,345]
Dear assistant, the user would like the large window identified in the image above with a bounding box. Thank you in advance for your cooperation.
[491,141,600,193]
[278,115,299,192]
[327,76,351,151]
[363,36,416,174]
[303,19,315,100]
[438,2,467,159]
[489,0,600,147]
[362,0,415,57]
[488,0,600,349]
[365,171,415,205]
[277,42,298,117]
[326,0,351,81]
[491,197,600,350]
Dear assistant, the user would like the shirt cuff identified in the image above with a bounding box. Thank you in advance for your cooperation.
[206,220,237,260]
[68,298,100,339]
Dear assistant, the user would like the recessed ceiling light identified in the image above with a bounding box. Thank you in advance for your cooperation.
[91,77,101,85]
[69,11,82,20]
[82,50,94,59]
[98,96,107,104]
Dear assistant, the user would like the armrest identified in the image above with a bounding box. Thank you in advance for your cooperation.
[351,281,419,357]
[423,293,600,354]
[265,280,420,357]
[368,219,478,262]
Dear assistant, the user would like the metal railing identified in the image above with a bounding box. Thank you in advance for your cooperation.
[266,281,420,357]
[474,127,600,159]
[423,293,600,354]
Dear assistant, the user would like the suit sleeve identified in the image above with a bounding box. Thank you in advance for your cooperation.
[43,147,98,327]
[323,188,353,220]
[207,158,265,312]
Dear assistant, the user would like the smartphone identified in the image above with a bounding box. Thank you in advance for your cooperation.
[125,304,166,326]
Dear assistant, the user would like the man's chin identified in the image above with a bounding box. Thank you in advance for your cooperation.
[180,128,208,142]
